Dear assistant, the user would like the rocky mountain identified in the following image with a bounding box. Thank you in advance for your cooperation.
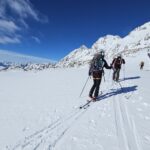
[56,22,150,67]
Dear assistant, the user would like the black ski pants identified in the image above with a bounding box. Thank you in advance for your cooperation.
[89,78,102,98]
[113,68,120,81]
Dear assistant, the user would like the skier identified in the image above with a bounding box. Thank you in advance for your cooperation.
[88,50,112,101]
[148,53,150,58]
[140,61,144,70]
[111,54,125,82]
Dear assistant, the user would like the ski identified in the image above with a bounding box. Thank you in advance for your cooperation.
[79,91,103,109]
[79,100,92,109]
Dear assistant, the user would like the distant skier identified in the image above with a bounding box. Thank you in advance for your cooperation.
[148,53,150,58]
[140,61,144,70]
[88,50,112,101]
[111,54,125,82]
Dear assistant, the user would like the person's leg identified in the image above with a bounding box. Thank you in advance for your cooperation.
[116,69,120,81]
[94,79,102,98]
[141,65,144,70]
[113,69,117,81]
[140,65,142,70]
[89,79,96,97]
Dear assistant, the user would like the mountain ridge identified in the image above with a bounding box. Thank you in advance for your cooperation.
[56,21,150,67]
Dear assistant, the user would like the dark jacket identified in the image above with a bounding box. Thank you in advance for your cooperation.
[111,57,125,69]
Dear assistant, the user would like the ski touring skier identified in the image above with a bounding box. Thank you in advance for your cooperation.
[88,50,112,101]
[148,53,150,58]
[111,54,125,82]
[140,61,144,70]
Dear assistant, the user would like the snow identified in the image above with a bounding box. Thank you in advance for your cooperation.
[0,49,150,150]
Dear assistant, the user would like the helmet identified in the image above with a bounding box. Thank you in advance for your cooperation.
[93,50,105,60]
[117,54,122,58]
[98,50,105,58]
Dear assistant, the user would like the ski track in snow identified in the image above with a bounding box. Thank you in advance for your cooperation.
[2,66,149,150]
[5,102,93,150]
[112,80,142,150]
[5,79,140,150]
[4,82,112,150]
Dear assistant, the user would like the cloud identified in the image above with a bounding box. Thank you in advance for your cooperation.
[0,36,21,44]
[0,0,48,44]
[32,36,41,44]
[0,20,20,33]
[0,0,48,22]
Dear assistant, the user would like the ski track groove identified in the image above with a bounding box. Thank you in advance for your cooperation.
[112,81,142,150]
[113,95,130,150]
[7,79,140,150]
[131,118,142,150]
[50,107,90,149]
[10,101,93,150]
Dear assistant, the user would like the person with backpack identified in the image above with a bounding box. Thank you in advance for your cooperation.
[111,54,125,82]
[88,50,112,101]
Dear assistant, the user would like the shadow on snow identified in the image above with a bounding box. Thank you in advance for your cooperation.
[97,85,138,101]
[120,76,140,82]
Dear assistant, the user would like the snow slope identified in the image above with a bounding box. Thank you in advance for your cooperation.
[0,49,150,150]
[57,22,150,67]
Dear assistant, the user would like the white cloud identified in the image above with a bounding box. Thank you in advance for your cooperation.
[0,20,20,33]
[0,0,6,18]
[8,0,39,21]
[32,36,41,44]
[1,0,48,23]
[0,0,48,44]
[0,36,21,44]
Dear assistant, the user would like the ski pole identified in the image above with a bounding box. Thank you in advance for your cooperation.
[79,76,90,98]
[103,72,105,82]
[123,64,125,80]
[108,69,112,80]
[117,81,124,92]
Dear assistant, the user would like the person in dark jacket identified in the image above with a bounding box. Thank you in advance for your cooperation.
[140,61,144,70]
[89,50,112,100]
[148,53,150,58]
[111,55,125,81]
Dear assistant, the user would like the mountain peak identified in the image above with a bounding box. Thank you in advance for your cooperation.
[79,45,88,49]
[56,21,150,68]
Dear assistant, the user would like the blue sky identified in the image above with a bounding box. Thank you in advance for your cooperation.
[0,0,150,60]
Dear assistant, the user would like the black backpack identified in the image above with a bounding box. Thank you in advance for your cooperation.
[91,57,104,72]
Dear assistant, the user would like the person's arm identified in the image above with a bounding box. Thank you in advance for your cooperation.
[104,59,112,69]
[111,58,115,66]
[122,59,125,64]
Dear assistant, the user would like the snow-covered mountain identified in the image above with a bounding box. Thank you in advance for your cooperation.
[57,22,150,67]
[0,49,55,71]
[0,49,53,64]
